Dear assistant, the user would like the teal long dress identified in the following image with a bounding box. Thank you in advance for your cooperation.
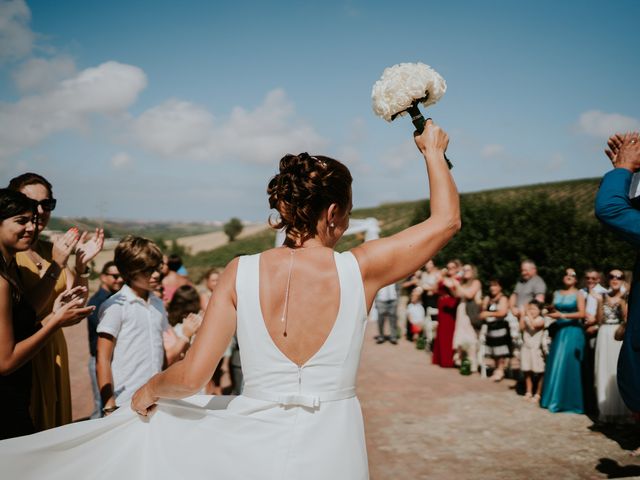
[540,291,585,413]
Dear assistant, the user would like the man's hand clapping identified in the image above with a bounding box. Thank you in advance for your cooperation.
[606,132,640,172]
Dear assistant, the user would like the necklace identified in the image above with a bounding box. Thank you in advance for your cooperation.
[279,244,326,337]
[281,249,295,337]
[27,249,43,270]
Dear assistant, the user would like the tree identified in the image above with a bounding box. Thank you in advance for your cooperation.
[224,217,244,242]
[411,193,635,294]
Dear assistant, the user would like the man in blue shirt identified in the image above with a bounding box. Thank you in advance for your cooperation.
[86,261,123,418]
[595,132,640,413]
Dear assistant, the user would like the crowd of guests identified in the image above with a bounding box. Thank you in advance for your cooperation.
[378,258,632,424]
[0,172,234,439]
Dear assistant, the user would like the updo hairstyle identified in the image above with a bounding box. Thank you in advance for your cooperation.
[267,153,352,244]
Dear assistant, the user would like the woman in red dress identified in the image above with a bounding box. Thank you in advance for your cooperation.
[432,260,461,367]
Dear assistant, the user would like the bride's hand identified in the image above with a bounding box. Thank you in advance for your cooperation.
[414,118,449,155]
[131,382,159,417]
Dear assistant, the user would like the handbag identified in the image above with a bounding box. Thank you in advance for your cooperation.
[465,300,482,330]
[614,322,626,342]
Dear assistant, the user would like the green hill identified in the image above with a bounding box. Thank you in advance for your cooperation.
[185,177,606,282]
[48,217,221,241]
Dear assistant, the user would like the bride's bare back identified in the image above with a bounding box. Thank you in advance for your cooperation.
[132,122,460,415]
[259,247,340,367]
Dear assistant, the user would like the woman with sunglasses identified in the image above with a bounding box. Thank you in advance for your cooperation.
[594,270,631,423]
[0,189,94,439]
[540,268,586,412]
[7,173,104,430]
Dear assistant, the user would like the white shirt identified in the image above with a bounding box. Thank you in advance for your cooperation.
[97,284,168,406]
[407,302,426,326]
[580,284,608,317]
[376,284,397,302]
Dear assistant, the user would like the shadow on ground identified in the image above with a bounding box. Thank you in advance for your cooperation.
[595,458,640,478]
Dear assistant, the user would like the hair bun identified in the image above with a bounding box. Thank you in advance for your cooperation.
[267,153,352,244]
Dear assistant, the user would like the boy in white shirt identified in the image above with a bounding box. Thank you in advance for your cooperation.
[96,236,188,415]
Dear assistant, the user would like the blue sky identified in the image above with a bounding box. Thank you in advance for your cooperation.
[0,0,638,222]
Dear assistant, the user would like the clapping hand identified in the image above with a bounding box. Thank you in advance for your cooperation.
[182,312,203,339]
[52,228,81,268]
[606,132,640,171]
[51,286,95,328]
[75,228,105,272]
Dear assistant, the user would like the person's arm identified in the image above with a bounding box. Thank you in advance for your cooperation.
[492,296,509,319]
[95,298,125,412]
[352,120,460,307]
[509,292,518,315]
[96,333,116,412]
[519,313,526,331]
[595,134,640,246]
[533,278,546,304]
[24,231,80,316]
[71,229,105,302]
[163,313,202,366]
[531,315,545,329]
[0,282,92,375]
[456,279,481,301]
[132,259,239,415]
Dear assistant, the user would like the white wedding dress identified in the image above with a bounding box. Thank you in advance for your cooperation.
[0,251,370,479]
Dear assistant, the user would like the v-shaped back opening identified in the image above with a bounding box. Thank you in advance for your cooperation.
[255,250,343,369]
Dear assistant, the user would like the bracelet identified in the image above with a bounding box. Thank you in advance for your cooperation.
[75,266,91,278]
[102,405,118,414]
[45,263,61,281]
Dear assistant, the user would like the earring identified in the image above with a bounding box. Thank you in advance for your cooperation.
[330,222,335,228]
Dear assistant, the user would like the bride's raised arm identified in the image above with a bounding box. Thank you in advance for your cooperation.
[352,119,460,306]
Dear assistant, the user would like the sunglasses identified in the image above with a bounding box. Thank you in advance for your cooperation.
[104,273,121,280]
[565,272,577,278]
[36,198,57,212]
[141,262,165,276]
[608,273,624,280]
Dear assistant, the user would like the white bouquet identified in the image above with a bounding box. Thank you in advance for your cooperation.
[371,62,446,122]
[371,62,452,168]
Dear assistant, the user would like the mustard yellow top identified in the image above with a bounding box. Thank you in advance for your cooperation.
[15,240,73,430]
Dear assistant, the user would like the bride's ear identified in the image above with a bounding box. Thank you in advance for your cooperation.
[326,203,339,227]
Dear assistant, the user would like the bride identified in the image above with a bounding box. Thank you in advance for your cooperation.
[0,120,459,479]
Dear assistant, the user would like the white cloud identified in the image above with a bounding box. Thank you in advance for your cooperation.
[481,143,505,159]
[132,99,216,159]
[12,55,77,93]
[0,61,147,159]
[379,140,417,170]
[132,89,327,164]
[111,152,133,169]
[0,0,34,61]
[576,110,640,138]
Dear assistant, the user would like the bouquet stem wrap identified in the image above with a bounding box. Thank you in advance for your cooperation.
[407,104,453,169]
